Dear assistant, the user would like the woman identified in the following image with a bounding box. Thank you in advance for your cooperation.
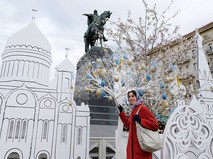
[118,90,159,159]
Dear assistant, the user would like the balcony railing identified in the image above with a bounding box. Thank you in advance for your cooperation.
[210,65,213,73]
[177,55,191,65]
[179,70,195,79]
[206,49,213,55]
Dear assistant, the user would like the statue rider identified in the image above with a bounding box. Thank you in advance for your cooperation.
[83,10,108,42]
[83,10,98,39]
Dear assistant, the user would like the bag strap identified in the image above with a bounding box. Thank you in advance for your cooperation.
[136,105,142,115]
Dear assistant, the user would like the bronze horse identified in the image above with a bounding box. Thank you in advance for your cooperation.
[84,11,112,53]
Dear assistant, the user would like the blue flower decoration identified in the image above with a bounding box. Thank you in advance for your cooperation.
[151,60,158,67]
[86,74,91,79]
[160,82,164,89]
[121,82,125,87]
[115,59,119,65]
[146,74,151,81]
[101,90,106,97]
[123,55,128,60]
[138,90,143,96]
[162,93,167,100]
[100,81,105,87]
[169,63,176,71]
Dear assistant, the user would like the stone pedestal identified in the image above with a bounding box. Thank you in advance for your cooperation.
[74,46,118,126]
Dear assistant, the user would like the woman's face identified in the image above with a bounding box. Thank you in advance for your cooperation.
[128,92,137,105]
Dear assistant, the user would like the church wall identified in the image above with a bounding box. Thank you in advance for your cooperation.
[0,95,3,116]
[0,21,90,159]
[55,102,75,158]
[56,123,73,159]
[0,117,35,159]
[0,86,36,159]
[74,125,88,159]
[0,59,50,83]
[34,95,57,158]
[74,108,90,159]
[35,120,54,158]
[0,82,90,159]
[56,71,74,102]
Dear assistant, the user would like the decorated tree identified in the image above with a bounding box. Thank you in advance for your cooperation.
[75,0,194,128]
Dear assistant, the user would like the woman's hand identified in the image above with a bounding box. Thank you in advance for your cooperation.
[117,104,124,113]
[133,115,141,123]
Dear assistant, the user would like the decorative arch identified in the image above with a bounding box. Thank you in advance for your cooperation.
[162,95,212,158]
[59,100,74,113]
[39,94,56,109]
[5,84,37,107]
[4,148,23,159]
[0,93,4,107]
[36,150,50,159]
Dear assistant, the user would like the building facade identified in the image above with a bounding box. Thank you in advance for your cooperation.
[0,21,90,159]
[151,22,213,89]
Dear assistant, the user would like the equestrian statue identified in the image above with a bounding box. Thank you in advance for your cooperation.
[83,10,112,53]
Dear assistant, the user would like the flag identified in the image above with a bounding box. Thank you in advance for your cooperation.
[176,74,181,88]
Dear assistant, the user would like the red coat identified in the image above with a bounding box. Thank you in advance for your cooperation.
[119,103,159,159]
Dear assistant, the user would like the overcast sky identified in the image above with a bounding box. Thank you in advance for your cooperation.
[0,0,213,80]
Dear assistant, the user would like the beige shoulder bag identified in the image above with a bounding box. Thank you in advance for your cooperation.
[135,106,163,152]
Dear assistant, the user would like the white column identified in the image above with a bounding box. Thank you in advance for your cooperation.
[52,103,59,159]
[33,63,39,79]
[13,61,19,77]
[29,105,39,159]
[28,62,35,79]
[0,62,5,77]
[17,61,24,77]
[8,61,14,77]
[99,139,107,159]
[2,62,8,77]
[23,61,30,78]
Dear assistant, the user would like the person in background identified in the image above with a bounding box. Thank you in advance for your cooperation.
[117,90,159,159]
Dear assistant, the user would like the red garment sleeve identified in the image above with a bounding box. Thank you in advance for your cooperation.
[139,106,159,131]
[119,112,130,129]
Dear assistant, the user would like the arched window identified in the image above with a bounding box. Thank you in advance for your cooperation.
[61,124,67,143]
[77,157,81,159]
[38,153,47,159]
[63,78,70,90]
[21,121,27,139]
[8,120,15,139]
[7,152,20,159]
[196,80,200,89]
[15,120,21,139]
[42,121,48,140]
[77,127,82,145]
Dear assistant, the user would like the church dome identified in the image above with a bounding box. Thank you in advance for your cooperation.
[0,21,52,84]
[56,58,75,73]
[5,21,51,52]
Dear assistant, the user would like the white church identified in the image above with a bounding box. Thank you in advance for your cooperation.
[0,21,90,159]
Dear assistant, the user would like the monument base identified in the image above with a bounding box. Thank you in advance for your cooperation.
[74,46,118,126]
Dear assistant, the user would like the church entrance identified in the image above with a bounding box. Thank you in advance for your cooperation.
[7,152,20,159]
[38,153,47,159]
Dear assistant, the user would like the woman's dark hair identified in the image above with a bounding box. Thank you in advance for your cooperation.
[127,90,137,98]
